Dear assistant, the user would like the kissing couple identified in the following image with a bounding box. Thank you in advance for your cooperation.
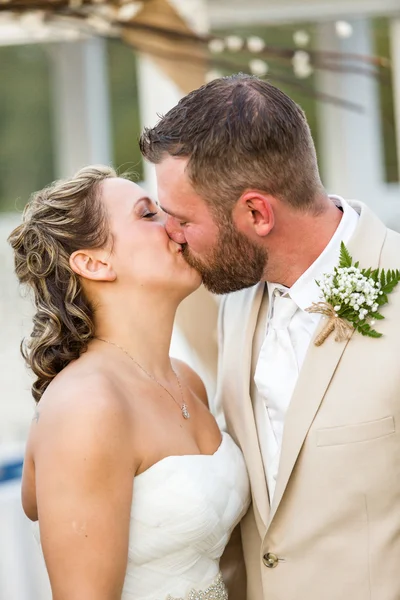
[9,74,400,600]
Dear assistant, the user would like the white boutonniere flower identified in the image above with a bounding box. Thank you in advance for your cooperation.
[306,242,400,346]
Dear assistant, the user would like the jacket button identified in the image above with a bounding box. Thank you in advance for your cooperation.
[263,552,279,568]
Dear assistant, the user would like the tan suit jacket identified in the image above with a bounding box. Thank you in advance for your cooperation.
[217,202,400,600]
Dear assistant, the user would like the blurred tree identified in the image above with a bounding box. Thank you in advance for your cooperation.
[107,39,144,181]
[0,39,143,212]
[0,44,54,212]
[374,18,399,183]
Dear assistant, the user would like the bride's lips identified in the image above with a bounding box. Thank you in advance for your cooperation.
[169,239,184,254]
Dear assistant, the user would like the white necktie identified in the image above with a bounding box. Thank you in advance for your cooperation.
[254,291,299,451]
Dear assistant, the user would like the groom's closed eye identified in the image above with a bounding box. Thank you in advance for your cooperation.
[159,205,188,223]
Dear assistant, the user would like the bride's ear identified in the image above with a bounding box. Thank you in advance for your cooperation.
[69,249,116,282]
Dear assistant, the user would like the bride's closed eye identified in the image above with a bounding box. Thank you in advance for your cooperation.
[141,203,159,219]
[135,196,160,220]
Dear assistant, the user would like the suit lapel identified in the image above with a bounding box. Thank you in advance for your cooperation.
[225,282,271,532]
[269,201,387,524]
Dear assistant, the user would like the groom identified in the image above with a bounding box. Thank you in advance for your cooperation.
[139,74,400,600]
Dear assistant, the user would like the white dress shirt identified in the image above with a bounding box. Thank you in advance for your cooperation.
[254,196,359,500]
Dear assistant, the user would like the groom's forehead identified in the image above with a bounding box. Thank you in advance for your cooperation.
[156,155,190,184]
[156,159,200,204]
[155,156,214,221]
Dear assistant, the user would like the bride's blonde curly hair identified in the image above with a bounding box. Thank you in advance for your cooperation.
[8,165,117,403]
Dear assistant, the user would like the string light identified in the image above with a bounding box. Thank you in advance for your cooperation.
[335,21,353,39]
[292,50,313,79]
[293,30,310,48]
[225,35,244,52]
[249,58,269,77]
[294,62,314,78]
[247,35,265,53]
[208,38,225,53]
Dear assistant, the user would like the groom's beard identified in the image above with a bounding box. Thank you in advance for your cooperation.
[181,220,268,295]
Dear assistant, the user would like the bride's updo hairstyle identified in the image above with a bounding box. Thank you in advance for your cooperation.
[8,165,117,403]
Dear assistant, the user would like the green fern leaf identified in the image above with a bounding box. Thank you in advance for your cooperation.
[355,323,382,338]
[379,293,389,304]
[370,268,379,282]
[371,312,384,320]
[356,325,369,336]
[381,273,400,294]
[339,242,353,268]
[367,329,383,338]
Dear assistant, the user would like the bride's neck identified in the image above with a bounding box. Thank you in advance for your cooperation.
[93,292,178,377]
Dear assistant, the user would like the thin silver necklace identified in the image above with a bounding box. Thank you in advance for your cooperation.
[96,338,190,420]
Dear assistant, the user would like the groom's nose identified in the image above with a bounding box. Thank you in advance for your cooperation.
[165,216,186,245]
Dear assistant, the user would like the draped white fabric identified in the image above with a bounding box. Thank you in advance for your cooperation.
[32,432,250,600]
[0,480,51,600]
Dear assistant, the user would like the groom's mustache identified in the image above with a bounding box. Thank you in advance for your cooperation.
[180,243,195,264]
[180,243,205,273]
[180,242,193,261]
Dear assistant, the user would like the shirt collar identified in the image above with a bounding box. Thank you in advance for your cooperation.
[267,196,360,312]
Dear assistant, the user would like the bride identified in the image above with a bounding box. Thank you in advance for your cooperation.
[8,165,250,600]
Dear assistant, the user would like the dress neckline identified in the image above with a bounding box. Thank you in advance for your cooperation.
[135,432,227,480]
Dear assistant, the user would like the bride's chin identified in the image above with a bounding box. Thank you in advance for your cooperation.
[174,271,202,296]
[183,271,202,291]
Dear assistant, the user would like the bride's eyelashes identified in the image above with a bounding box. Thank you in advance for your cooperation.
[143,212,158,219]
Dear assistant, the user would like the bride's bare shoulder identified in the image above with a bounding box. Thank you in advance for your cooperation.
[171,358,208,407]
[32,356,132,441]
[23,356,135,520]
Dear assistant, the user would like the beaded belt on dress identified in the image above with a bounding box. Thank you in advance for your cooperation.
[166,573,228,600]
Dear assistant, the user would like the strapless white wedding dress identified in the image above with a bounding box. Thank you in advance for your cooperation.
[33,432,250,600]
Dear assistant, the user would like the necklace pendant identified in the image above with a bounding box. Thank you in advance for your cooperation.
[181,403,190,419]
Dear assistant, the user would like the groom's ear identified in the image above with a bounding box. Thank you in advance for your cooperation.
[233,191,275,238]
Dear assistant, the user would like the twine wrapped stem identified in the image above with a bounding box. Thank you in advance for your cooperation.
[306,302,354,346]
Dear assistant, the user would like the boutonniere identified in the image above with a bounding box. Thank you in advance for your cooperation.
[306,242,400,346]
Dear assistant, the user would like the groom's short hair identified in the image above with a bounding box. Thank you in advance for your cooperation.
[139,74,323,214]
